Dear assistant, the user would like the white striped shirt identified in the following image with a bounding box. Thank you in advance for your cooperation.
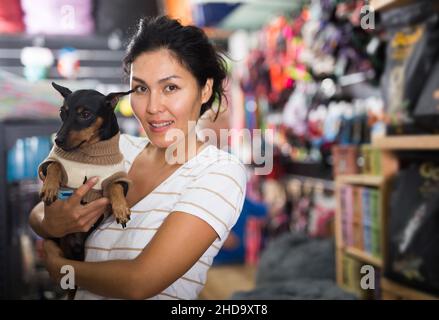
[75,134,247,300]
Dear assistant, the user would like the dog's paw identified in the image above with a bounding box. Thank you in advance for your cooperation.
[112,204,131,228]
[39,184,59,206]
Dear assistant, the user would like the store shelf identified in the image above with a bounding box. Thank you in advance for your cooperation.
[336,174,384,187]
[381,278,439,300]
[345,247,383,268]
[369,0,414,11]
[287,174,335,191]
[372,135,439,150]
[336,137,439,299]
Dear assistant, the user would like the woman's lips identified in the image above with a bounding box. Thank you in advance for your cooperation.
[148,120,175,133]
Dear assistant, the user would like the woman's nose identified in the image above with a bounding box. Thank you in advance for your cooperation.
[146,90,164,114]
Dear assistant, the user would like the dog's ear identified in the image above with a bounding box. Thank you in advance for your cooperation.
[52,82,72,98]
[105,89,135,109]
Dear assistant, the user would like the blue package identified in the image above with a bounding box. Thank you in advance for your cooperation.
[58,188,74,200]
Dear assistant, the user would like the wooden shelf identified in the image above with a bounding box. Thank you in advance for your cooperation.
[345,247,383,268]
[369,0,414,11]
[336,175,384,187]
[381,278,439,300]
[372,135,439,150]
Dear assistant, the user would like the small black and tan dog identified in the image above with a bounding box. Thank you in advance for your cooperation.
[38,82,133,298]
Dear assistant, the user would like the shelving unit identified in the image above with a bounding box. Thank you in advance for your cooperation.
[337,175,384,187]
[372,135,439,150]
[369,0,415,11]
[334,135,439,300]
[345,246,383,269]
[335,171,388,299]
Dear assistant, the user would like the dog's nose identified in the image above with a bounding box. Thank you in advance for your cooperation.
[55,137,64,146]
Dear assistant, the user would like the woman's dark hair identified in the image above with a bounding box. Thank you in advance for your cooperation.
[123,15,228,120]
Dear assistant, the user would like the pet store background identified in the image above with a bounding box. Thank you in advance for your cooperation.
[1,0,439,300]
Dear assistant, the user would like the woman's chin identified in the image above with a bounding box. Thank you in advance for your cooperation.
[148,137,177,150]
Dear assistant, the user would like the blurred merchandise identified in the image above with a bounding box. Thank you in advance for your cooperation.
[0,70,97,119]
[331,145,361,176]
[57,47,80,80]
[413,58,439,132]
[20,47,54,82]
[286,176,335,238]
[214,197,268,265]
[7,180,65,299]
[7,136,52,182]
[380,0,439,134]
[117,96,134,117]
[94,0,159,36]
[192,2,240,28]
[245,217,265,266]
[386,156,439,296]
[0,0,24,33]
[21,0,94,35]
[340,185,382,257]
[361,145,381,175]
[308,183,335,238]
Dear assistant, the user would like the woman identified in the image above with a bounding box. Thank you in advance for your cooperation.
[29,15,247,300]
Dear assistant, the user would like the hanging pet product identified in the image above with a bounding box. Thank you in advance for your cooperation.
[412,57,439,133]
[386,154,439,295]
[380,0,439,135]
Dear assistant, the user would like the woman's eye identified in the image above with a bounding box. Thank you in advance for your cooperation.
[165,84,178,92]
[135,86,148,94]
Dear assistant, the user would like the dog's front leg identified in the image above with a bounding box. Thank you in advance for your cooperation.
[39,162,63,206]
[108,182,131,228]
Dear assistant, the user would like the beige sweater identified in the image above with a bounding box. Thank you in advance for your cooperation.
[38,133,131,203]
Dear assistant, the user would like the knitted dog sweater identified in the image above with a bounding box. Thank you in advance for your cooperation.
[38,133,131,203]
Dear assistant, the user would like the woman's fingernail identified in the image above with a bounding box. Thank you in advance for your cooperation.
[91,177,99,183]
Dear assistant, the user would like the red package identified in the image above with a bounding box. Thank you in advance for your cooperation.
[0,0,25,33]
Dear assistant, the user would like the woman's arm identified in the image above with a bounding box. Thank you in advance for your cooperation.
[29,201,52,238]
[45,211,218,300]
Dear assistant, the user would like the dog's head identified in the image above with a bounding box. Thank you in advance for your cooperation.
[52,82,133,151]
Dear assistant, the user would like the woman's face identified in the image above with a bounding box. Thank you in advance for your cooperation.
[130,48,212,149]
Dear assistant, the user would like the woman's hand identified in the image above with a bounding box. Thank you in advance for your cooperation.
[42,240,66,283]
[41,177,110,238]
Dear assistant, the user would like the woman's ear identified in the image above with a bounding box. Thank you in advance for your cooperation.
[201,78,213,104]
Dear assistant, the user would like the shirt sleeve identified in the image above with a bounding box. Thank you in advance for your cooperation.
[119,134,149,165]
[173,160,247,241]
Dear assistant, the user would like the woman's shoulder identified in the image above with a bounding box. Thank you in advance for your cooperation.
[189,144,247,183]
[119,133,149,161]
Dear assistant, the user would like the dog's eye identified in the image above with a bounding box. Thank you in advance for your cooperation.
[79,110,92,120]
